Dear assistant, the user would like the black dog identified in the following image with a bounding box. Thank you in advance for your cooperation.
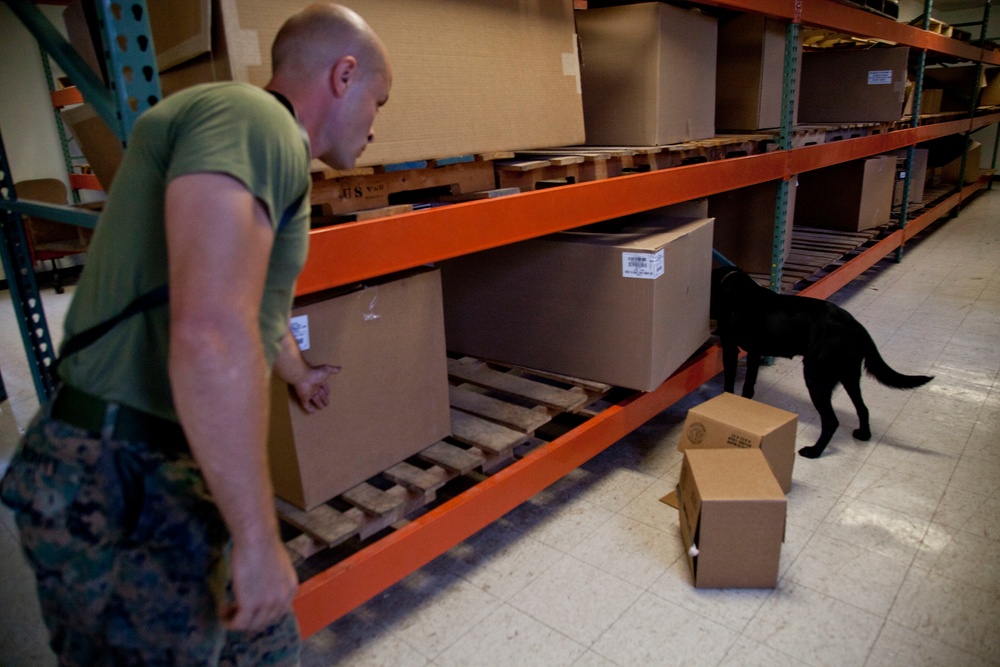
[711,266,933,459]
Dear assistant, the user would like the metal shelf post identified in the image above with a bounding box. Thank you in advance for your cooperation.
[0,0,161,403]
[770,18,801,293]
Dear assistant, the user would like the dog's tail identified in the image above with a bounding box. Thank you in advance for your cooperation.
[863,336,933,389]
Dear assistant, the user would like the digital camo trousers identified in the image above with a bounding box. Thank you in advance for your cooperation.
[0,411,301,666]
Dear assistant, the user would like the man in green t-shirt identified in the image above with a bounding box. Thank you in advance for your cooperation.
[1,4,392,665]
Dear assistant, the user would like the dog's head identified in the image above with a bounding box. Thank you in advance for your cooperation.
[710,265,761,320]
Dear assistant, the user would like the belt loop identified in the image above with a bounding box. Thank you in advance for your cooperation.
[101,401,121,441]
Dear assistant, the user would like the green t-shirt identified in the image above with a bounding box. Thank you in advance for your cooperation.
[59,82,311,421]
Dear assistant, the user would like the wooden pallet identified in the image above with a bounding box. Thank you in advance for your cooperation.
[309,152,513,218]
[278,357,610,562]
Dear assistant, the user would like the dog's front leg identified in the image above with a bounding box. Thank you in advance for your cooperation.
[742,351,762,399]
[721,339,739,394]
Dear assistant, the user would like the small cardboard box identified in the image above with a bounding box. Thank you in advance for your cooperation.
[938,141,982,185]
[884,148,929,205]
[63,0,585,181]
[708,179,797,274]
[268,268,451,510]
[678,393,798,494]
[799,47,909,123]
[715,13,798,131]
[678,449,786,589]
[576,2,717,145]
[441,214,714,392]
[795,155,897,232]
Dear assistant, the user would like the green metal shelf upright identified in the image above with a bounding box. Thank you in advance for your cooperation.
[0,0,162,402]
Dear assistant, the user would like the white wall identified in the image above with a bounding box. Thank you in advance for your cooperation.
[1,4,73,282]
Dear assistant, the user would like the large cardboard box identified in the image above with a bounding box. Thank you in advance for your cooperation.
[576,3,717,145]
[441,214,714,392]
[678,449,786,589]
[708,179,797,274]
[716,13,797,131]
[678,393,798,494]
[799,47,909,123]
[64,0,584,179]
[268,268,451,510]
[939,141,982,185]
[795,156,897,232]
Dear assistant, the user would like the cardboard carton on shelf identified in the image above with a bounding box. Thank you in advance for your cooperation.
[678,448,786,589]
[268,267,451,511]
[677,393,798,494]
[937,141,983,185]
[708,179,797,275]
[716,13,799,131]
[795,155,897,233]
[799,46,910,123]
[575,2,717,146]
[883,148,929,206]
[441,212,714,393]
[62,0,585,185]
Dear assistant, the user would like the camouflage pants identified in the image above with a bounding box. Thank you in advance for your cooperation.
[0,408,301,666]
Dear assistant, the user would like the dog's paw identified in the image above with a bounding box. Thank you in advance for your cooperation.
[853,428,872,441]
[798,445,823,459]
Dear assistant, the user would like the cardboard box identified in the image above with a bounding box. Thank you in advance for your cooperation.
[678,449,786,589]
[678,393,798,493]
[708,179,797,274]
[268,268,451,510]
[903,87,944,116]
[59,104,124,193]
[799,47,909,123]
[441,214,714,392]
[716,13,797,131]
[576,3,717,145]
[64,0,585,178]
[884,148,929,205]
[923,64,987,112]
[795,156,897,232]
[939,141,982,185]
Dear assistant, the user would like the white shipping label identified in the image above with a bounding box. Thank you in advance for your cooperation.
[868,70,893,85]
[622,249,665,279]
[290,315,310,351]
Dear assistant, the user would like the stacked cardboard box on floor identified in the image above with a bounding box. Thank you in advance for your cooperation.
[708,180,797,274]
[441,212,714,392]
[795,156,897,232]
[799,46,910,123]
[62,0,585,186]
[268,268,451,511]
[576,2,717,145]
[715,13,798,131]
[677,448,787,588]
[677,393,798,493]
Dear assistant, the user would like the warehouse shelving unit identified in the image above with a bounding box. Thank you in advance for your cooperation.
[1,0,998,638]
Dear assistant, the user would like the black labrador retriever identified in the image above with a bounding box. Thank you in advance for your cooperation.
[711,266,933,459]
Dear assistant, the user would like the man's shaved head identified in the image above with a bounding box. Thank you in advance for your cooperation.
[271,3,388,82]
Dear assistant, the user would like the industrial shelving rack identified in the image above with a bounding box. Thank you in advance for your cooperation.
[1,0,998,638]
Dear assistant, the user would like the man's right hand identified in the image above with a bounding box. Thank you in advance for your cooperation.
[221,535,299,633]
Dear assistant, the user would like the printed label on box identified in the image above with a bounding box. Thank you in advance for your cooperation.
[622,249,664,279]
[290,315,310,351]
[868,70,893,85]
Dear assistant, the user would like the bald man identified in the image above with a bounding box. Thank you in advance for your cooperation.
[1,4,391,665]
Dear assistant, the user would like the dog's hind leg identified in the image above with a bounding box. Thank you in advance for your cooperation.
[722,340,740,393]
[841,368,871,441]
[742,351,762,399]
[799,366,839,459]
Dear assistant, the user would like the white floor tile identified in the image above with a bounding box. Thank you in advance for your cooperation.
[865,621,994,667]
[568,513,683,590]
[744,579,884,667]
[590,591,739,667]
[818,496,930,563]
[507,555,643,647]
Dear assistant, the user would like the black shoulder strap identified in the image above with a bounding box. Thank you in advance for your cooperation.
[57,284,169,366]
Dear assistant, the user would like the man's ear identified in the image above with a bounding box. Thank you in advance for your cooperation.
[330,55,358,97]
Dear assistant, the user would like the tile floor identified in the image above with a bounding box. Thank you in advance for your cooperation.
[1,189,998,666]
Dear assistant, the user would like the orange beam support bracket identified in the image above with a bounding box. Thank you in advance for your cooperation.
[294,344,724,637]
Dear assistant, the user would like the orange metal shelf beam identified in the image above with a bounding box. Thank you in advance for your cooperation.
[294,343,725,637]
[298,151,788,294]
[298,112,1000,296]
